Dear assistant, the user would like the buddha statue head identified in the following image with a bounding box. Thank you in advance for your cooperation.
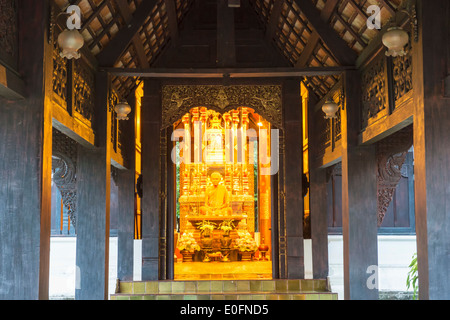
[210,172,222,187]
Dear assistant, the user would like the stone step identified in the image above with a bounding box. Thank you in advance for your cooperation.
[110,279,338,300]
[110,292,337,300]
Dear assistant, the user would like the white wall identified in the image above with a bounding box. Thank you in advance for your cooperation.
[328,235,417,299]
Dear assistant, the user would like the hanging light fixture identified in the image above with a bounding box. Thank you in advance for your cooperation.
[50,5,85,60]
[58,29,84,59]
[382,27,409,57]
[322,99,339,119]
[381,2,418,57]
[114,100,132,121]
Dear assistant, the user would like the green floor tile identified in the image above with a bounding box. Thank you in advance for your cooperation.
[197,281,211,293]
[133,282,145,294]
[250,280,262,292]
[261,281,275,292]
[210,281,223,293]
[224,281,237,292]
[275,280,288,292]
[146,282,158,294]
[291,294,306,300]
[159,282,172,294]
[184,281,197,293]
[119,282,132,293]
[314,280,327,292]
[236,281,250,292]
[172,282,185,293]
[287,280,300,292]
[300,280,314,292]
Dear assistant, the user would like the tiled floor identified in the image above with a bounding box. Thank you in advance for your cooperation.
[174,261,272,280]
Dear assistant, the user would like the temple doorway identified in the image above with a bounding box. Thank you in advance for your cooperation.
[172,107,273,280]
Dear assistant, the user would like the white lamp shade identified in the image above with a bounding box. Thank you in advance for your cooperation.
[115,101,132,121]
[382,27,409,57]
[57,29,84,60]
[322,100,339,119]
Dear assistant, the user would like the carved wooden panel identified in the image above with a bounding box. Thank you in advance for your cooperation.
[109,87,120,150]
[73,58,95,123]
[361,54,388,128]
[161,85,283,129]
[52,129,78,229]
[52,26,68,107]
[108,85,125,158]
[392,42,413,106]
[376,125,413,226]
[314,109,331,158]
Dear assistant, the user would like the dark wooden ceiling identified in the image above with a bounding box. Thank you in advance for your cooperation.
[54,0,405,100]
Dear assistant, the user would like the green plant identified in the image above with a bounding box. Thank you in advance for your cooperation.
[406,253,418,300]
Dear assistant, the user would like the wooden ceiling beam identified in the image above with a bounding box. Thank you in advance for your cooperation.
[80,0,111,32]
[101,66,353,78]
[295,0,338,68]
[96,0,158,67]
[164,0,180,46]
[115,0,150,68]
[265,0,284,41]
[292,0,357,66]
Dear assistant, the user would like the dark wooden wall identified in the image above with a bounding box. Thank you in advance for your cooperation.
[0,0,53,300]
[327,151,415,234]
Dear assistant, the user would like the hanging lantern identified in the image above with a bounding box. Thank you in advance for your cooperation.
[382,27,409,57]
[114,100,132,121]
[322,100,339,119]
[57,29,84,60]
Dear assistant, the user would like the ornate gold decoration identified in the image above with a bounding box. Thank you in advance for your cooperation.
[52,28,68,104]
[161,85,283,129]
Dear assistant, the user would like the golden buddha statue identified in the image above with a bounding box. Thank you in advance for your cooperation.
[200,172,233,216]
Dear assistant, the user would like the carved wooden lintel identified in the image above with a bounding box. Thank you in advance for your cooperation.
[161,85,283,129]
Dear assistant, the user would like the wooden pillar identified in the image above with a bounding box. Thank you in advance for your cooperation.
[166,128,175,280]
[0,0,52,300]
[308,92,329,279]
[116,169,136,281]
[341,70,378,300]
[75,72,111,300]
[141,79,162,280]
[116,97,137,281]
[283,79,304,279]
[413,0,450,300]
